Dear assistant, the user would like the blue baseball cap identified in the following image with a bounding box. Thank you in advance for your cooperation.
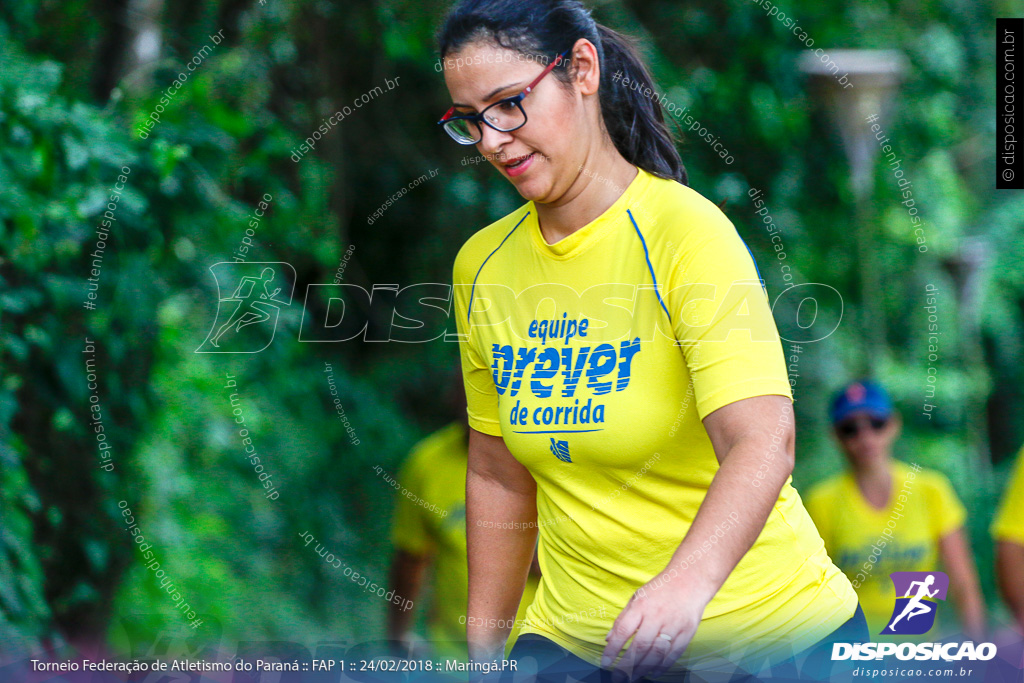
[830,380,893,425]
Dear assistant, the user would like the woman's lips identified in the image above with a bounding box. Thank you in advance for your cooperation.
[504,153,535,177]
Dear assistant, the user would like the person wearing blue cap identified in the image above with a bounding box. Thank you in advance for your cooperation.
[804,380,986,640]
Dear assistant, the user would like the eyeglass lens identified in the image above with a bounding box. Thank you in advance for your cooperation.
[445,101,526,143]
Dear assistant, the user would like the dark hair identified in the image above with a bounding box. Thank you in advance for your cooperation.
[438,0,687,185]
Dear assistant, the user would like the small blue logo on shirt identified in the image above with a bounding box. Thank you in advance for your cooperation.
[550,438,572,463]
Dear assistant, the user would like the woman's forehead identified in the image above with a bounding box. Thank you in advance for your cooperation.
[443,44,548,100]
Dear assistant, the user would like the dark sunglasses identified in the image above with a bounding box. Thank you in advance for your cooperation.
[836,416,889,438]
[437,49,571,145]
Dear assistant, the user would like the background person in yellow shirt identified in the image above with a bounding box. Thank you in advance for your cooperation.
[386,417,539,660]
[992,448,1024,633]
[805,380,986,640]
[437,1,864,680]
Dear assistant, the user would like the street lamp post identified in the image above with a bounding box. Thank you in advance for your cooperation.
[942,237,993,469]
[800,50,908,374]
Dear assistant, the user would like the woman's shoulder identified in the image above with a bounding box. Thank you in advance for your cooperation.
[804,471,849,506]
[891,460,959,497]
[638,173,737,241]
[636,173,756,280]
[452,202,532,284]
[406,421,466,470]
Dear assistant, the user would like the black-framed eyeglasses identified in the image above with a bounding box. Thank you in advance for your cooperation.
[836,415,889,439]
[437,49,571,145]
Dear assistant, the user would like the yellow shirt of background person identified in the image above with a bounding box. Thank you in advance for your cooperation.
[805,460,966,635]
[452,168,857,673]
[992,448,1024,633]
[992,450,1024,544]
[391,422,537,659]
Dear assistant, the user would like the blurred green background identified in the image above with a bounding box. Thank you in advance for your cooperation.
[1,0,1021,662]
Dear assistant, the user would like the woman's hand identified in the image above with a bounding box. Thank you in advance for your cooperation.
[600,395,795,682]
[601,569,713,682]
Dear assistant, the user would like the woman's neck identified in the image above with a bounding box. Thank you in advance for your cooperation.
[852,457,893,510]
[535,149,637,245]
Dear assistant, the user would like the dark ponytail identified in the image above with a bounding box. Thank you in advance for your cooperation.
[438,0,687,185]
[593,25,686,185]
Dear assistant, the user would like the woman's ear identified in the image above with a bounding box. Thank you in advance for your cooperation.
[570,38,601,96]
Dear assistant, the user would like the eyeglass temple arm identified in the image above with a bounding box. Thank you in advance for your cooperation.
[522,49,570,96]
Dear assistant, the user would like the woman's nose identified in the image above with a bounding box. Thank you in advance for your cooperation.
[477,125,514,157]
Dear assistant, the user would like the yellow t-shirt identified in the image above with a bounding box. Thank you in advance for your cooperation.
[805,460,966,635]
[452,168,857,675]
[391,422,538,658]
[992,451,1024,544]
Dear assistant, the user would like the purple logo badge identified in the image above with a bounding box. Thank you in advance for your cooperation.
[881,571,949,635]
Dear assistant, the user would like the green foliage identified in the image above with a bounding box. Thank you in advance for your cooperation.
[0,9,426,652]
[0,41,138,649]
[1,0,1021,656]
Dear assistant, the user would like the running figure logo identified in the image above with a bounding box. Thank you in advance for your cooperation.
[881,571,949,635]
[197,262,295,353]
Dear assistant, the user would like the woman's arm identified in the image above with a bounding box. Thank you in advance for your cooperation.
[386,549,431,648]
[603,395,795,680]
[996,540,1024,633]
[466,428,538,661]
[938,528,986,640]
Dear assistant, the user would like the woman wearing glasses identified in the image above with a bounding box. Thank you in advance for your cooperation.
[440,0,863,680]
[805,381,986,641]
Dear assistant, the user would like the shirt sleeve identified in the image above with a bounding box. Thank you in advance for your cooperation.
[664,197,793,419]
[992,452,1024,544]
[391,451,432,555]
[453,244,503,436]
[926,471,967,539]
